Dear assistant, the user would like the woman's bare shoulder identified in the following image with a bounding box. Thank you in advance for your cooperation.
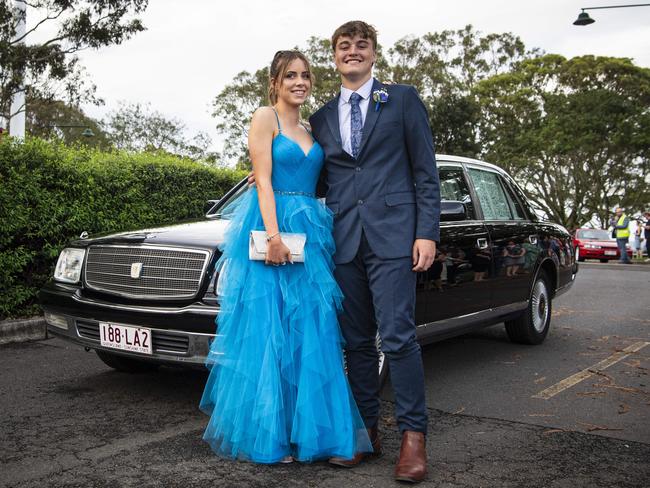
[250,106,277,132]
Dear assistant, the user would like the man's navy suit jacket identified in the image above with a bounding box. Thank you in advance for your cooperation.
[309,79,441,265]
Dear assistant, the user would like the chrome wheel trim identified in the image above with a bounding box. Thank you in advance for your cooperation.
[376,332,386,376]
[531,279,549,333]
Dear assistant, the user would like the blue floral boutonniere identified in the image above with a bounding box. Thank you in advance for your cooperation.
[372,89,389,112]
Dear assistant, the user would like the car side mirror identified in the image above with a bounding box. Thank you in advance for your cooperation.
[204,199,220,215]
[440,201,466,221]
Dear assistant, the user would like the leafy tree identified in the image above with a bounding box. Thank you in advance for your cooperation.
[103,101,215,162]
[475,54,650,229]
[211,67,267,168]
[27,96,110,148]
[387,25,538,156]
[1,0,148,127]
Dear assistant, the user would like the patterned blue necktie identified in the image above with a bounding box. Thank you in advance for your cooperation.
[350,92,362,158]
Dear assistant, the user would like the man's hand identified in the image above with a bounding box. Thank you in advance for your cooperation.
[412,239,436,272]
[247,171,256,186]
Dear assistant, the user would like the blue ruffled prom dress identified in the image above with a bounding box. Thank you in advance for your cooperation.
[199,112,372,463]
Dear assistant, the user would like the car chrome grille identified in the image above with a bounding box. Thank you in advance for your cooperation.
[76,320,190,354]
[84,245,209,299]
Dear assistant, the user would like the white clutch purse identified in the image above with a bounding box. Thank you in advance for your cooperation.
[249,231,306,263]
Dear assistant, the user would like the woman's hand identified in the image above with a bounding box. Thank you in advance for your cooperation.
[265,238,292,266]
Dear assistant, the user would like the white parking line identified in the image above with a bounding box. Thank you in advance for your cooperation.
[532,341,650,400]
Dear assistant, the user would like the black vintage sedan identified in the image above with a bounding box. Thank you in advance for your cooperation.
[39,155,577,379]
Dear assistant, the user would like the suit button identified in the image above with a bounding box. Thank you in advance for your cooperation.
[358,200,364,205]
[355,167,361,172]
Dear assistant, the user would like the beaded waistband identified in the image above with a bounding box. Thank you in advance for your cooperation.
[273,190,316,198]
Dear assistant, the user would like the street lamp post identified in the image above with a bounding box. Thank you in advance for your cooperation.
[573,3,650,25]
[9,0,27,139]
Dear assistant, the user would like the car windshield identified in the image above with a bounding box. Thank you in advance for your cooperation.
[578,229,610,240]
[209,182,325,220]
[211,182,250,220]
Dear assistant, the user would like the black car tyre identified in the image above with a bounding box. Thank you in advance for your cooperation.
[95,350,159,373]
[599,259,608,263]
[505,270,552,345]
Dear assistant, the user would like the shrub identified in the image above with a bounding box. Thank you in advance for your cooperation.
[0,138,246,319]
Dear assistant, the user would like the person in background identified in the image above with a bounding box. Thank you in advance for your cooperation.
[633,219,643,260]
[610,207,631,264]
[643,212,650,262]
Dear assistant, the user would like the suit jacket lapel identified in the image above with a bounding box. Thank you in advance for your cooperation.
[358,78,383,158]
[325,95,342,146]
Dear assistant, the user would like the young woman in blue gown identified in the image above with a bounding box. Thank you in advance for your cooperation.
[199,50,372,464]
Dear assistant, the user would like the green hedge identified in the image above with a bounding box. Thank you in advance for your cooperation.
[0,138,246,319]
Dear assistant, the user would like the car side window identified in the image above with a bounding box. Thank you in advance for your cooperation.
[502,174,533,220]
[467,168,515,220]
[439,166,476,219]
[501,180,527,220]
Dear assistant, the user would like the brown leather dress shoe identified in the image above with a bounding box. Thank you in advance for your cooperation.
[394,431,427,483]
[329,426,382,467]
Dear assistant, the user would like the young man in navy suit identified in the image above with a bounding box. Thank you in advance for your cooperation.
[309,21,440,483]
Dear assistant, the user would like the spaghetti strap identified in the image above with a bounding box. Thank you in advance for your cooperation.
[271,107,282,133]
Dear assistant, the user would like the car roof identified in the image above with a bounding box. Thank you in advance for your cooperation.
[436,154,504,173]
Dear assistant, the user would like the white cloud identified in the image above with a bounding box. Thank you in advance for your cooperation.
[49,0,650,152]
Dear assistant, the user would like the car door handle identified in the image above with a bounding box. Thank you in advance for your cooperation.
[529,235,538,245]
[477,238,488,249]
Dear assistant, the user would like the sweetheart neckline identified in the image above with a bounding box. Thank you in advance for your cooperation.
[274,133,319,158]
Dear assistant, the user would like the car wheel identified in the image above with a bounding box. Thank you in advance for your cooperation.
[505,270,552,345]
[578,257,585,262]
[95,350,159,373]
[376,332,389,386]
[599,259,608,263]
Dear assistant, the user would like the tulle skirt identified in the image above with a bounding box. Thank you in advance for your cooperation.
[199,189,371,463]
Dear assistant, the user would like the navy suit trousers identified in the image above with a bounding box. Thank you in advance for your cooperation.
[334,232,427,434]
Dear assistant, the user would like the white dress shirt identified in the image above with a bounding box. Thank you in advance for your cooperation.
[338,77,374,157]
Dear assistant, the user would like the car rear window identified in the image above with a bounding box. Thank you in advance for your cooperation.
[578,229,610,240]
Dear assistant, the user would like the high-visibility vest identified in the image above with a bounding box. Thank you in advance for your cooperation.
[616,214,630,238]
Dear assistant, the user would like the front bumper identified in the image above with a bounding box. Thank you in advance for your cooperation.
[39,282,218,367]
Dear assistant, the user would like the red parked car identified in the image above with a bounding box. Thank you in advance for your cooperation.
[573,228,632,262]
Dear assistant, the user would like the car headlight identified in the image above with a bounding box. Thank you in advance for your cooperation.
[54,248,86,283]
[584,244,601,249]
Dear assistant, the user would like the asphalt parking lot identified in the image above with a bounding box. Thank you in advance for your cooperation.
[415,262,650,444]
[1,263,648,487]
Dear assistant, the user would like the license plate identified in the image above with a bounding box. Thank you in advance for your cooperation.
[604,250,616,256]
[99,322,152,354]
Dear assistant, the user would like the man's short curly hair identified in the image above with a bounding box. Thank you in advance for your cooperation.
[331,20,378,51]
